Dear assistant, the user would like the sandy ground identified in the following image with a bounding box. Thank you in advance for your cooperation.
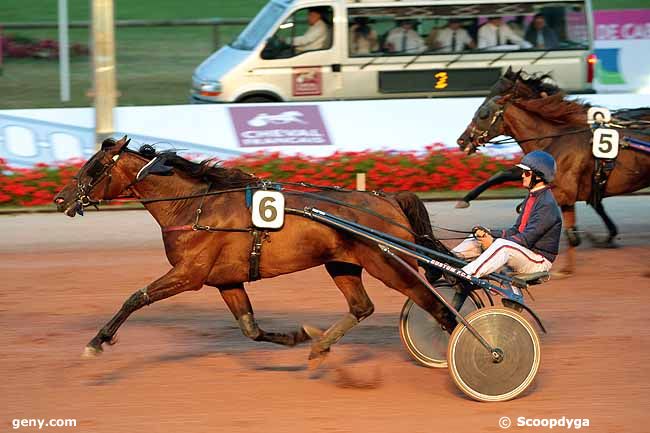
[1,205,649,433]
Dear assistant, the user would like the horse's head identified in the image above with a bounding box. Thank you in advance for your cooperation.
[54,136,174,217]
[457,67,558,153]
[54,136,133,216]
[457,96,510,154]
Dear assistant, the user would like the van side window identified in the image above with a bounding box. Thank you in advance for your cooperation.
[347,2,589,57]
[262,6,333,60]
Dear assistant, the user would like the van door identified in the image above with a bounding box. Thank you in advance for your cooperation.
[253,5,342,101]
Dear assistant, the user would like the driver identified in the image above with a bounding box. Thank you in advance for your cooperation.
[293,8,330,53]
[452,150,562,278]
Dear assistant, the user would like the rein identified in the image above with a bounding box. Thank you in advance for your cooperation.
[99,180,367,206]
[482,127,592,147]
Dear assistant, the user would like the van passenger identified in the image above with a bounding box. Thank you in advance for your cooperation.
[384,19,426,53]
[434,19,476,52]
[477,16,532,49]
[524,14,559,49]
[349,17,379,55]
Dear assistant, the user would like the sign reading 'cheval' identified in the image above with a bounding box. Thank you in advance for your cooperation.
[229,105,332,147]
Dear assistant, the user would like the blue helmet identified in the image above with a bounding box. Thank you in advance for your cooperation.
[516,150,556,183]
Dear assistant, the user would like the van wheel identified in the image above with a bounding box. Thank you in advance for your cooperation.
[239,95,277,103]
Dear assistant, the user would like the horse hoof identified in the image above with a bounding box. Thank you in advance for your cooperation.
[107,336,118,346]
[455,200,470,209]
[81,345,102,359]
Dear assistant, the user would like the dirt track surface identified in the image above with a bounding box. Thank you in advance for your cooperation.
[1,207,650,433]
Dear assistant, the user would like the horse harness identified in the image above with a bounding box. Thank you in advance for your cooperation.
[589,121,650,206]
[590,159,615,206]
[161,184,270,282]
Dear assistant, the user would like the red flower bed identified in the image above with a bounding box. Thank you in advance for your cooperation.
[0,158,83,207]
[0,145,521,207]
[224,144,521,192]
[0,35,88,60]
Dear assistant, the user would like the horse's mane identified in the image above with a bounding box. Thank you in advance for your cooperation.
[512,93,589,127]
[499,69,589,126]
[136,144,259,189]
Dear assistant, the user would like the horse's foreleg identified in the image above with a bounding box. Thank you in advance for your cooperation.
[304,262,375,369]
[218,284,310,347]
[589,200,619,247]
[557,205,578,277]
[83,265,204,357]
[456,166,523,208]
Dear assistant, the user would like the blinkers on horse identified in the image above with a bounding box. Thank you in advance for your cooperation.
[71,139,126,213]
[468,96,508,149]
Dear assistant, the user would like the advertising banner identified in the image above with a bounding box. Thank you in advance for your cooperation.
[594,9,650,93]
[228,105,332,147]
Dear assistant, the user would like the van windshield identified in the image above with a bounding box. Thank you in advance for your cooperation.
[348,1,589,56]
[230,2,289,51]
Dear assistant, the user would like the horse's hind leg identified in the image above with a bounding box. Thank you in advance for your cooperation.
[217,283,311,347]
[305,262,375,369]
[589,200,619,247]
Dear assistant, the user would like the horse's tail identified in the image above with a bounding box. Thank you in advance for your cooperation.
[394,191,448,283]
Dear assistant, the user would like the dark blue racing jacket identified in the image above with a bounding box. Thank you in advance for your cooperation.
[490,186,562,262]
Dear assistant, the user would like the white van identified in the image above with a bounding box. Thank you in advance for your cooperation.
[191,0,595,103]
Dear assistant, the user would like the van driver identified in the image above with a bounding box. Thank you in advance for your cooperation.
[293,8,330,53]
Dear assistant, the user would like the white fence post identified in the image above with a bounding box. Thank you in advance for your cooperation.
[356,173,366,191]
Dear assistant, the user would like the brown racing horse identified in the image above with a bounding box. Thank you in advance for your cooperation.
[53,137,455,367]
[457,70,650,275]
[456,69,650,253]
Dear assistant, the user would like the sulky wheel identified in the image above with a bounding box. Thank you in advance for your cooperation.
[448,307,541,402]
[399,283,481,368]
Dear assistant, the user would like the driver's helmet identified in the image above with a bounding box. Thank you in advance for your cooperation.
[516,150,556,183]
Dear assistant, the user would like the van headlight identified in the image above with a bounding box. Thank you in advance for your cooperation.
[197,81,222,97]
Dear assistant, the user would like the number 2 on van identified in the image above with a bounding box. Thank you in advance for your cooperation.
[434,72,449,90]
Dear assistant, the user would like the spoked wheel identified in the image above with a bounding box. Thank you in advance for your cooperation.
[448,307,541,402]
[399,283,482,368]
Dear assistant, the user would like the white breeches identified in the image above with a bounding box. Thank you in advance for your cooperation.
[452,237,552,278]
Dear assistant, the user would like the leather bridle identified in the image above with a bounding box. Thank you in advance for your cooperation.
[73,151,125,210]
[467,97,511,152]
[469,104,506,146]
